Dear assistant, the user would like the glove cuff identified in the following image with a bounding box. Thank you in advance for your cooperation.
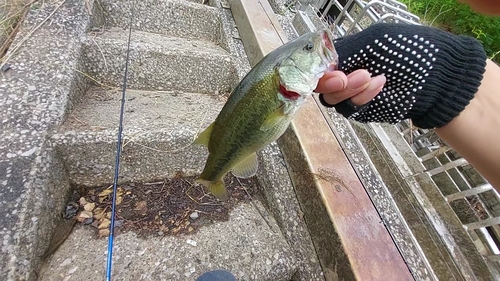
[410,35,487,128]
[318,94,372,117]
[318,93,336,108]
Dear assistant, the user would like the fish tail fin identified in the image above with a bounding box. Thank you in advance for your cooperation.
[196,178,227,200]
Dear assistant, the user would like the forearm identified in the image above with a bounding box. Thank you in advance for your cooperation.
[435,59,500,190]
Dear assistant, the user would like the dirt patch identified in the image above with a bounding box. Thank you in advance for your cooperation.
[71,172,260,238]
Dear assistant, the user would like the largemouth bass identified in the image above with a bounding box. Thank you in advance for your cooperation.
[195,29,338,199]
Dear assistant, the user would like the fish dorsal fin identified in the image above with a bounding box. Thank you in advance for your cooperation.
[260,103,286,132]
[193,122,214,146]
[231,153,259,178]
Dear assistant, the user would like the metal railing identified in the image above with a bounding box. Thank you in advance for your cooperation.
[397,122,500,265]
[296,0,500,277]
[305,0,419,36]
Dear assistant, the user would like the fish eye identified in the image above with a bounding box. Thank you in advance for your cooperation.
[303,42,314,51]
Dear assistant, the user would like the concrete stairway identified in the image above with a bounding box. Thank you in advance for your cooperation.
[55,21,237,185]
[40,0,302,280]
[1,0,323,280]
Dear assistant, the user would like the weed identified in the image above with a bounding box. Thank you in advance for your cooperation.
[0,0,35,59]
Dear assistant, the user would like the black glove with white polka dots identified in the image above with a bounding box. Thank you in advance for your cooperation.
[319,23,487,129]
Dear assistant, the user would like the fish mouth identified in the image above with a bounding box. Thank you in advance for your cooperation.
[319,29,337,67]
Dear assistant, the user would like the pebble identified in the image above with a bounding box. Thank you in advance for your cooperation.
[59,258,72,267]
[189,211,199,220]
[67,266,78,274]
[115,220,124,227]
[1,63,11,72]
[64,203,79,219]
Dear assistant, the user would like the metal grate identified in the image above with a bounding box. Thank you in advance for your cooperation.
[312,0,420,36]
[294,0,500,277]
[396,122,500,267]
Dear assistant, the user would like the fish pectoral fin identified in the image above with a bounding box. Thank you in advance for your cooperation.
[231,153,259,179]
[196,178,227,200]
[193,122,214,146]
[260,104,286,131]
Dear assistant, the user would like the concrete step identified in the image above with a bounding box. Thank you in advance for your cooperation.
[81,28,237,94]
[54,87,225,186]
[94,0,222,44]
[38,203,298,281]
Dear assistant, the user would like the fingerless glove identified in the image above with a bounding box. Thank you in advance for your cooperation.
[319,23,487,128]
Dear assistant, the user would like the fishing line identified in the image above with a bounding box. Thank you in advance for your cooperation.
[105,1,135,280]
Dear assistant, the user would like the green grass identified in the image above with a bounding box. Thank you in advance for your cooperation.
[400,0,500,62]
[0,0,34,59]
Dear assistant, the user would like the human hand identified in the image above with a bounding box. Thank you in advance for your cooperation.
[316,69,385,107]
[316,23,487,129]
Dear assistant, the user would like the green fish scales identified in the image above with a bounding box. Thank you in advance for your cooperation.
[195,29,338,199]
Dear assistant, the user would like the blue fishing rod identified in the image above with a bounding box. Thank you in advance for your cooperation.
[106,1,135,280]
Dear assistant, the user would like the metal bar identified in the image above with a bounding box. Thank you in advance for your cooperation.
[478,227,500,256]
[347,0,383,34]
[372,0,408,12]
[401,128,412,135]
[295,10,319,33]
[313,0,330,9]
[335,24,347,36]
[440,152,474,192]
[426,158,468,176]
[343,8,363,32]
[374,0,418,19]
[359,1,383,23]
[348,0,419,30]
[383,0,408,10]
[486,255,500,262]
[400,126,418,136]
[465,217,500,230]
[377,9,421,24]
[420,146,452,162]
[428,132,440,144]
[321,0,335,17]
[334,0,356,26]
[333,2,363,36]
[321,0,348,22]
[413,130,435,142]
[306,4,330,29]
[445,184,493,202]
[346,0,372,34]
[358,0,418,18]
